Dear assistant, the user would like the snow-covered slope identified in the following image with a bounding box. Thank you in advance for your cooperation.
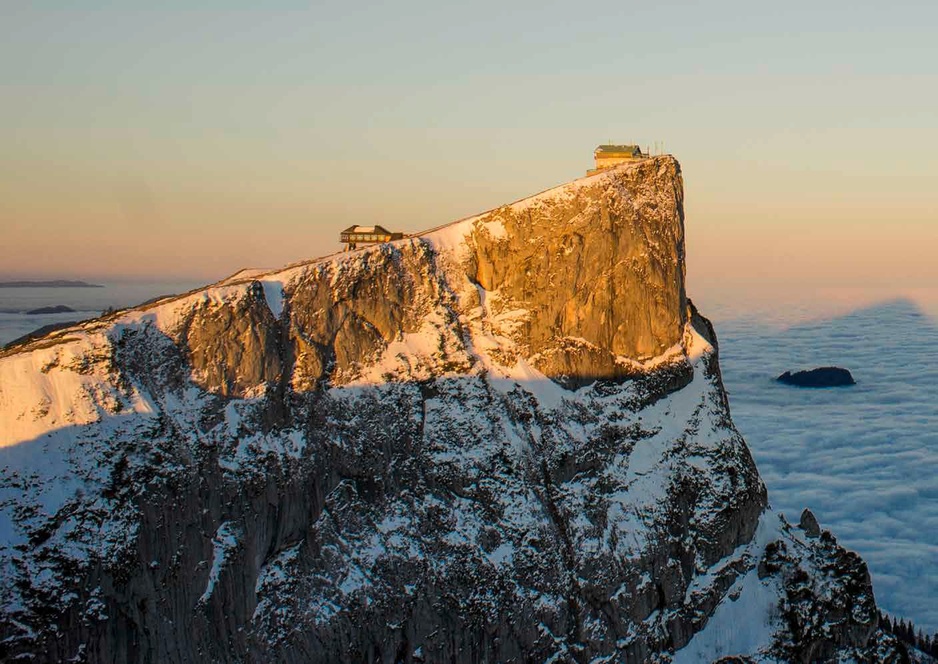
[0,157,904,662]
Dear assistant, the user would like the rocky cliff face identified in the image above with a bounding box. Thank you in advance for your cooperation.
[0,157,903,662]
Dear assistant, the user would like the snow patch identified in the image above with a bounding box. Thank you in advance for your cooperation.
[259,280,285,319]
[0,333,156,448]
[199,521,241,605]
[673,513,786,663]
[481,219,507,239]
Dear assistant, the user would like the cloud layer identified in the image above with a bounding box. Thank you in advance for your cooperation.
[713,299,938,632]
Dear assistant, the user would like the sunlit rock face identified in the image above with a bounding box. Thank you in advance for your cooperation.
[177,157,687,395]
[464,156,687,381]
[0,158,902,663]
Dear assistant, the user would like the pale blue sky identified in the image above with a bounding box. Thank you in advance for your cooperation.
[1,2,936,283]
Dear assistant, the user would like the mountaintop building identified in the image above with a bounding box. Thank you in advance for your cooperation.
[587,144,647,176]
[340,225,405,250]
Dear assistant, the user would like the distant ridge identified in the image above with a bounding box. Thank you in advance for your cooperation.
[0,280,103,288]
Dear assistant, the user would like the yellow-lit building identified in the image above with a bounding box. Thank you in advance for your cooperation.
[587,144,646,176]
[340,225,404,250]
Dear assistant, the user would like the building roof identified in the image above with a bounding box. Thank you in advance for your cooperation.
[341,225,393,235]
[594,144,643,156]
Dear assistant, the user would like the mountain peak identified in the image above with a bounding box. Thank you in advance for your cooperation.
[0,155,904,662]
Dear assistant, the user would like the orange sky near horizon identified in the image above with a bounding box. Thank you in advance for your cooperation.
[2,4,936,294]
[4,151,935,290]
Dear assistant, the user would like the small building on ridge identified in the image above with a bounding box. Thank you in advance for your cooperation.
[340,225,405,250]
[587,144,646,176]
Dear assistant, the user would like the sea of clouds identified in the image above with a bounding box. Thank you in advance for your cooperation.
[705,295,938,633]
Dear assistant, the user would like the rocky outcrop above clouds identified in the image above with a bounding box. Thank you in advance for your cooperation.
[777,366,856,388]
[0,157,903,662]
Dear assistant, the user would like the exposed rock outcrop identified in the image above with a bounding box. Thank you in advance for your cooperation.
[0,157,901,663]
[465,157,687,379]
[799,509,821,538]
[777,366,856,388]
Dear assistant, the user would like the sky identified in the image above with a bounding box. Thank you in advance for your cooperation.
[1,2,937,293]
